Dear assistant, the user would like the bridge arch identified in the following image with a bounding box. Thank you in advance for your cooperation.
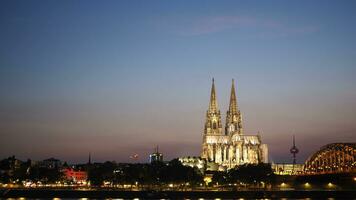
[304,143,355,174]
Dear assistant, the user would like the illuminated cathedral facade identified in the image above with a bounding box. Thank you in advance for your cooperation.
[201,79,268,169]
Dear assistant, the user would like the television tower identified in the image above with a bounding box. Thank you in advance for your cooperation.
[290,135,299,174]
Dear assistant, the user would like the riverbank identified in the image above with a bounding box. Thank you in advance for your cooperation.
[1,188,356,199]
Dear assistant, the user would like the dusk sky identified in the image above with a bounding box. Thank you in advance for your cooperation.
[1,0,356,164]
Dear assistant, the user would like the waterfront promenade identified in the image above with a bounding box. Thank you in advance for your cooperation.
[1,188,356,199]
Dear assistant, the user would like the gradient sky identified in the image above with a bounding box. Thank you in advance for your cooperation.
[1,0,356,164]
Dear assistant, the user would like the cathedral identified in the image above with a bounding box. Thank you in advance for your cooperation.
[201,79,268,169]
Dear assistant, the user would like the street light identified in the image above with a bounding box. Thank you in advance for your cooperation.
[304,182,311,189]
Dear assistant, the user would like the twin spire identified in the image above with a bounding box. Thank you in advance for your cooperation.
[207,78,241,135]
[209,78,238,114]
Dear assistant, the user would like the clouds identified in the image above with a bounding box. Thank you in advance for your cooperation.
[152,15,319,37]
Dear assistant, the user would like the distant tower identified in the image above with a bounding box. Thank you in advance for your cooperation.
[225,79,243,136]
[88,152,92,165]
[290,135,299,174]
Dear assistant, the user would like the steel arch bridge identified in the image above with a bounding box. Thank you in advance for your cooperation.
[304,143,356,174]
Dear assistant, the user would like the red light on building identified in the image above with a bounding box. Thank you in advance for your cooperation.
[63,168,87,183]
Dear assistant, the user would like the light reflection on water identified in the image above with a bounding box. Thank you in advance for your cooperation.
[3,198,342,200]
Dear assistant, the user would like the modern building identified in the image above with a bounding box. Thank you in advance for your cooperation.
[40,158,62,169]
[179,157,206,173]
[179,156,237,173]
[149,146,163,163]
[272,163,304,175]
[0,156,22,177]
[201,79,268,169]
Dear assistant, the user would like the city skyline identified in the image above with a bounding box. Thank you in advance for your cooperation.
[1,0,356,164]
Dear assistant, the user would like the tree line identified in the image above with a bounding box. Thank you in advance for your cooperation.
[1,156,275,188]
[88,159,203,186]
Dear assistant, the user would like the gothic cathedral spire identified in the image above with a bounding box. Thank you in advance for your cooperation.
[204,78,222,135]
[209,78,218,112]
[229,79,237,114]
[226,79,243,136]
[202,78,223,162]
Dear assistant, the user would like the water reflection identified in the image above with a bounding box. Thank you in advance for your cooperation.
[3,197,348,200]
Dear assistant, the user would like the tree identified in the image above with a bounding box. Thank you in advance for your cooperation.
[228,163,274,185]
[212,171,228,185]
[88,161,117,186]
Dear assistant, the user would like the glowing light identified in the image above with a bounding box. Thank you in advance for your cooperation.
[304,182,311,188]
[327,182,335,188]
[281,182,286,187]
[203,176,212,185]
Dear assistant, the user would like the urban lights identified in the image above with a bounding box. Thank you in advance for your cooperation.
[327,182,335,188]
[304,182,311,189]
